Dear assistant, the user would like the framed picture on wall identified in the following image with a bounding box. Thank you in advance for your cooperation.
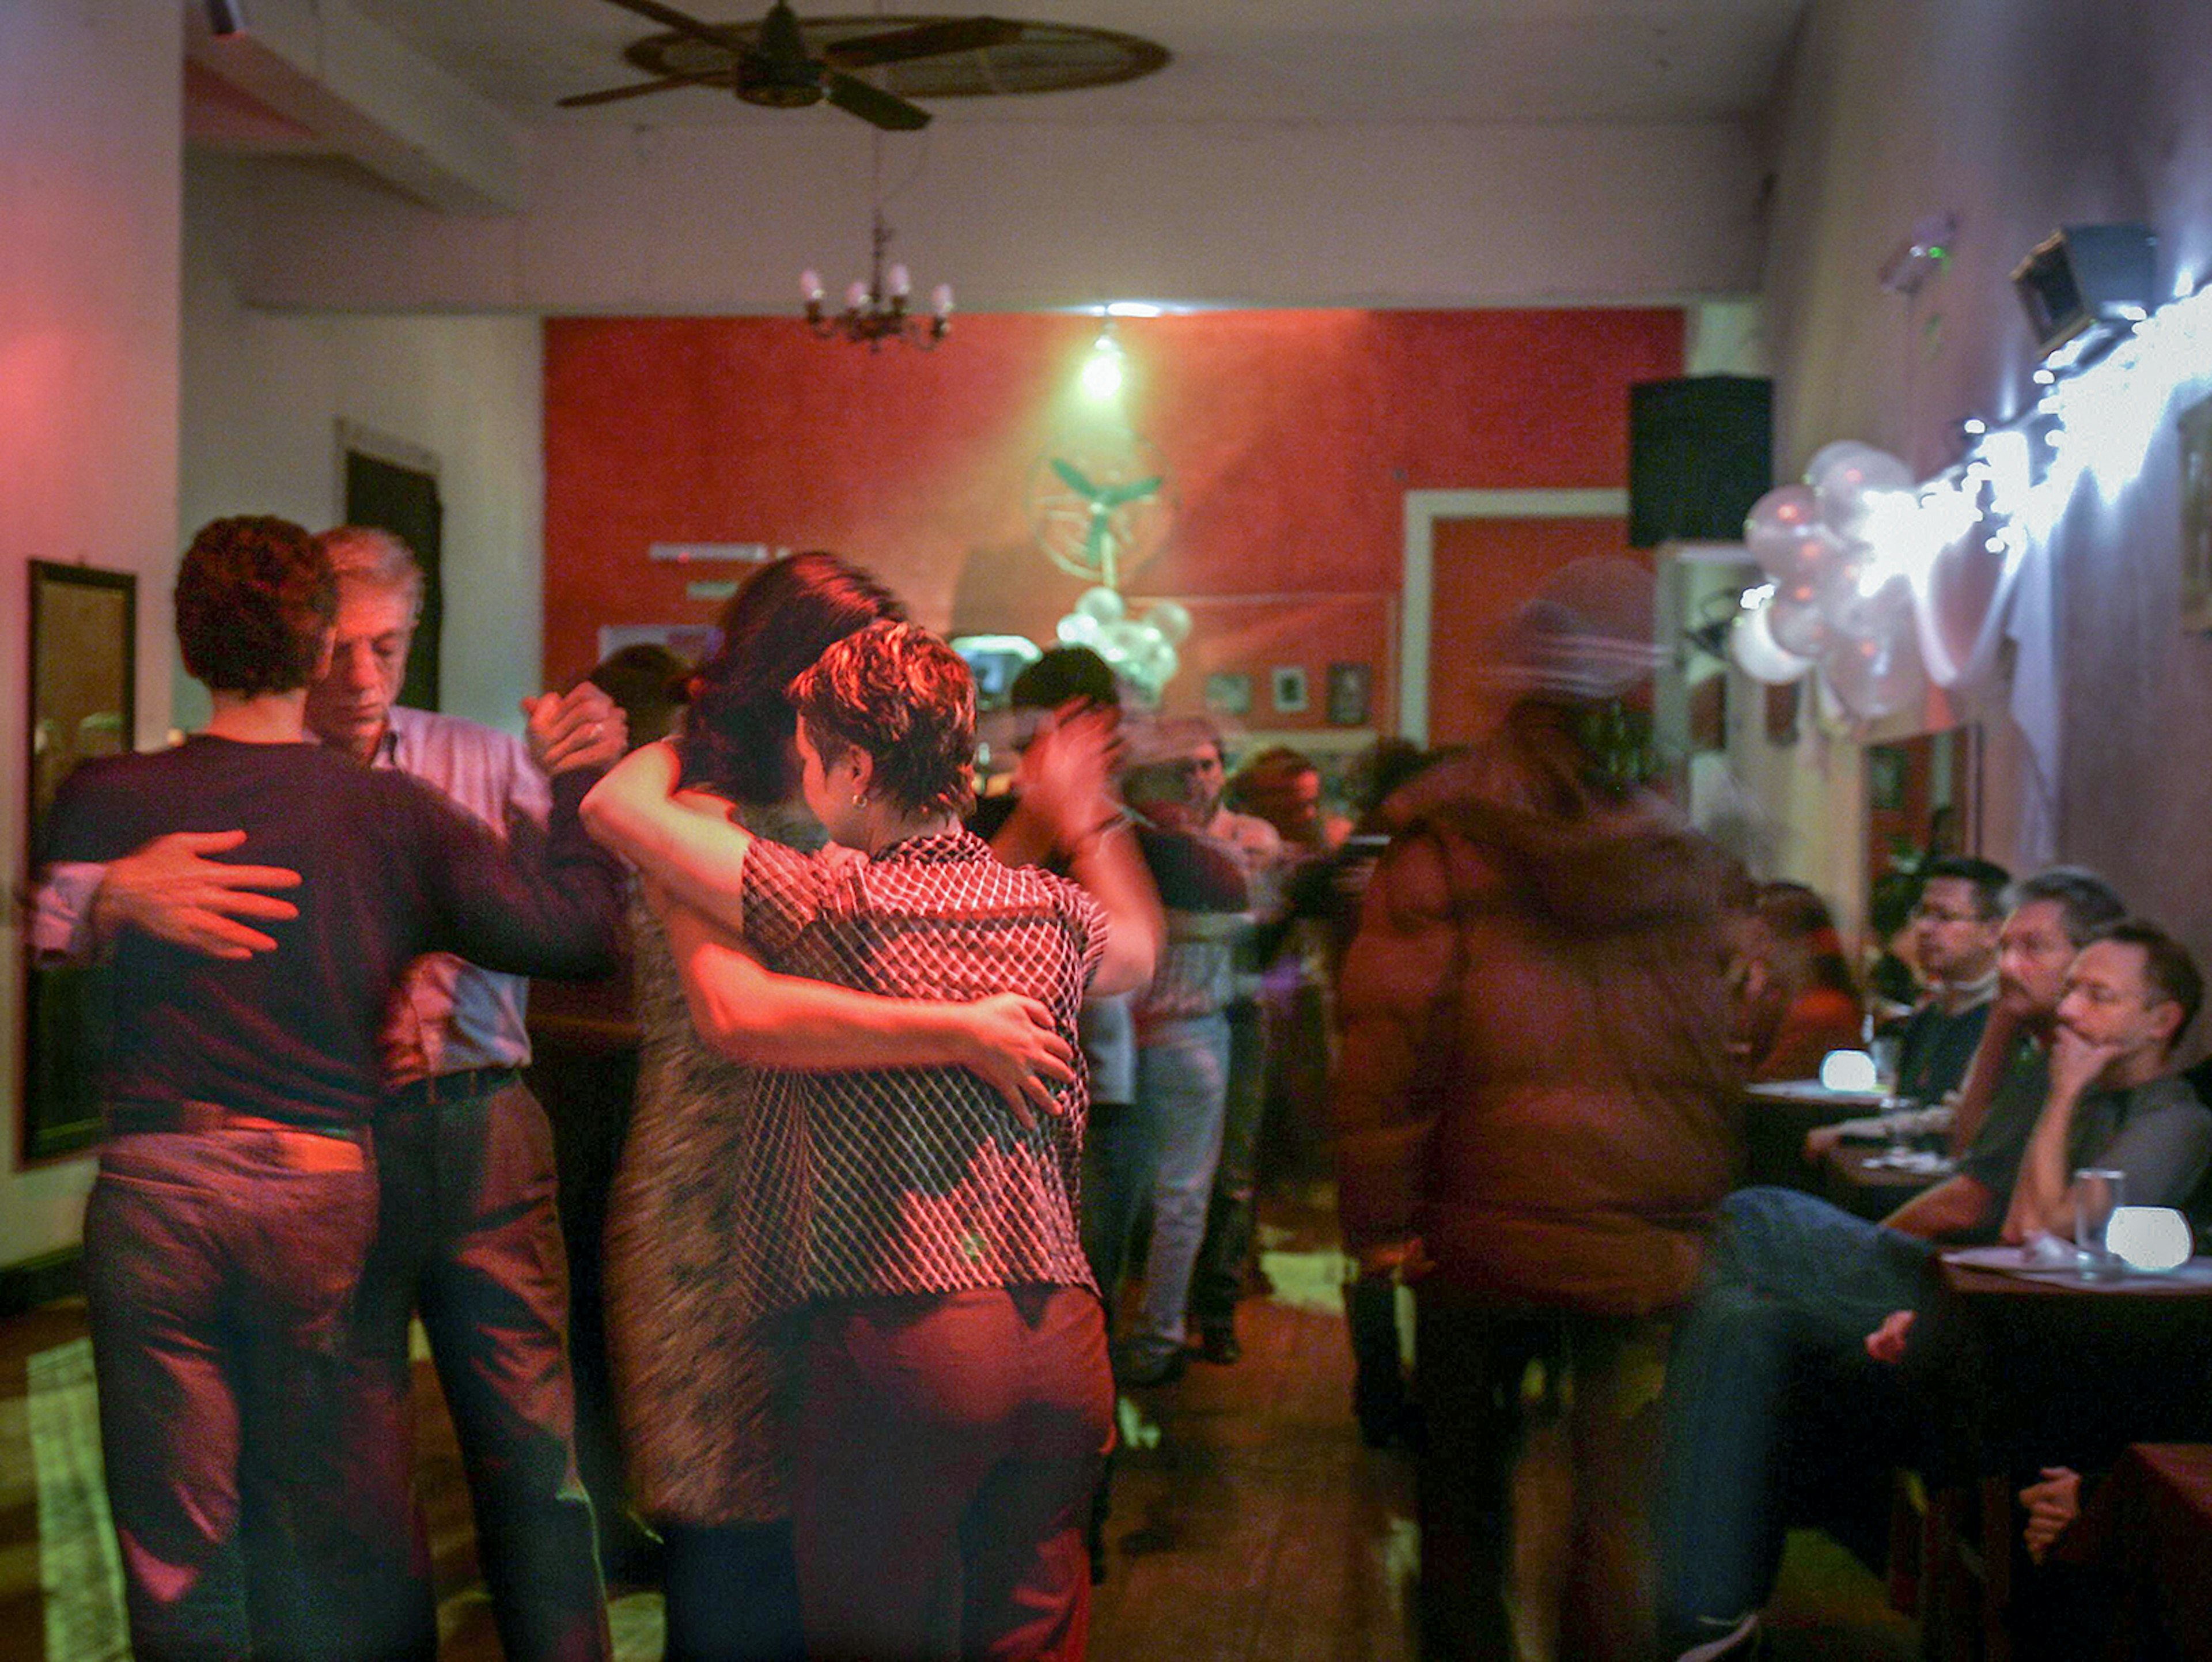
[1205,671,1252,715]
[23,561,137,1164]
[1270,665,1309,714]
[2180,392,2212,630]
[1326,662,1372,726]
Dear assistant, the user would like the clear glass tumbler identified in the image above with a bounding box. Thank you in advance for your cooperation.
[2074,1167,2127,1278]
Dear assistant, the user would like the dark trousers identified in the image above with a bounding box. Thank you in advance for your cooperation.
[1416,1290,1668,1661]
[351,1077,609,1662]
[85,1127,384,1661]
[530,1043,647,1579]
[660,1520,805,1662]
[794,1286,1113,1662]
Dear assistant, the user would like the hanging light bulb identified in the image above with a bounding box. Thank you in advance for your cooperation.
[1080,325,1124,400]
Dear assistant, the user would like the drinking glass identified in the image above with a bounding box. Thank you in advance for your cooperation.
[2074,1168,2127,1278]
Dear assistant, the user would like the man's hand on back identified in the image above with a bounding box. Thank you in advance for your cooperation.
[92,830,302,960]
[525,684,627,776]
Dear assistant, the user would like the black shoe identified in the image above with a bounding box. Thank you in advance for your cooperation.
[1116,1347,1188,1388]
[1198,1324,1241,1365]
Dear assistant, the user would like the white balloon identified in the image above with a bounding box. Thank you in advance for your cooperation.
[1768,593,1828,658]
[1055,611,1102,647]
[1818,565,1912,641]
[1099,618,1147,664]
[1809,443,1914,539]
[1142,599,1192,646]
[1744,484,1835,584]
[1823,630,1924,721]
[1075,585,1126,625]
[1729,603,1812,685]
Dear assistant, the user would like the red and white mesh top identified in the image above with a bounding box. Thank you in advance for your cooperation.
[742,828,1108,1301]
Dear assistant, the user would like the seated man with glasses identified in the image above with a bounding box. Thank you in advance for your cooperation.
[1891,855,2011,1102]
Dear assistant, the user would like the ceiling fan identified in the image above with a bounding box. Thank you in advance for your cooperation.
[562,0,1022,131]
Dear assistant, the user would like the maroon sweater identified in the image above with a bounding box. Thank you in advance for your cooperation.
[36,736,621,1131]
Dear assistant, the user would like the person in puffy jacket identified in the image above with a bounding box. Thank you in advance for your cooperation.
[1332,558,1742,1661]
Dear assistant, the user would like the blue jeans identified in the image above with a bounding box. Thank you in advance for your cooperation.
[1656,1187,1936,1636]
[1126,1013,1232,1370]
[1189,999,1267,1330]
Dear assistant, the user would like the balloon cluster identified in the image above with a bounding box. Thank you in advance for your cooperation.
[1054,585,1191,699]
[1729,441,1936,722]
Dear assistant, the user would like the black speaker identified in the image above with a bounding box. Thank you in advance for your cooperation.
[1628,374,1773,550]
[205,0,247,37]
[2012,225,2157,357]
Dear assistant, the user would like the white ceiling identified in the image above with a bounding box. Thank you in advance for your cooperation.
[337,0,1807,128]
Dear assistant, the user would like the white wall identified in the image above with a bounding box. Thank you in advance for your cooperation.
[181,160,546,737]
[1752,0,2212,991]
[0,0,183,1265]
[214,115,1769,313]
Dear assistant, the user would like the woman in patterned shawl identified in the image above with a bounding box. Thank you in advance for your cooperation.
[607,556,1080,1662]
[588,619,1160,1661]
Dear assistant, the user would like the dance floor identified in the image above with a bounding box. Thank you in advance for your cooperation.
[0,1190,1912,1660]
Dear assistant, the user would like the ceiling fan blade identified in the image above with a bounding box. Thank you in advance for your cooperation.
[823,69,930,130]
[597,0,737,55]
[1102,475,1164,508]
[825,16,1022,70]
[1051,459,1100,501]
[558,73,721,108]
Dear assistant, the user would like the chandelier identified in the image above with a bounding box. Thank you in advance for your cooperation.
[801,210,951,350]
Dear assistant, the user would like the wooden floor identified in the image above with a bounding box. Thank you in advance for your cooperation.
[0,1191,1916,1660]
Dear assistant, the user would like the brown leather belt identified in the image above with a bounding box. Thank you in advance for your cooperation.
[381,1064,524,1112]
[104,1099,361,1141]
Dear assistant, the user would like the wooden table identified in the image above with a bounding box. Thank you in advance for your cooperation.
[1916,1258,2212,1662]
[1822,1144,1948,1221]
[1741,1081,1890,1191]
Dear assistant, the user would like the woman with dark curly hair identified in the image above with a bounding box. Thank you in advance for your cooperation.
[605,557,1089,1662]
[587,618,1160,1661]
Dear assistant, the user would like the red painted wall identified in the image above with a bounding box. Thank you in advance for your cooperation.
[542,308,1681,728]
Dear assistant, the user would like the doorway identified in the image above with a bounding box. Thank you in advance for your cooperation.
[340,423,444,712]
[1397,489,1636,747]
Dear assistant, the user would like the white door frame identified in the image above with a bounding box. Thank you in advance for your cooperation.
[1398,487,1631,744]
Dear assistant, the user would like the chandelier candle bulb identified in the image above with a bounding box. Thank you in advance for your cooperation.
[932,283,954,317]
[846,280,870,311]
[887,263,911,299]
[801,269,824,303]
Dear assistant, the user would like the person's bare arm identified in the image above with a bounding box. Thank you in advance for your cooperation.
[1947,1004,2025,1154]
[580,740,756,932]
[1068,821,1162,997]
[72,831,304,961]
[1007,706,1160,994]
[988,701,1120,869]
[1881,1172,1998,1240]
[660,903,1075,1127]
[2001,1028,2118,1243]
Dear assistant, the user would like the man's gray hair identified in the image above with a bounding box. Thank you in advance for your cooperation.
[314,525,423,619]
[2002,865,2126,947]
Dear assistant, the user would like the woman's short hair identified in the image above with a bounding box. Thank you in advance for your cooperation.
[176,516,337,696]
[790,620,977,819]
[680,552,904,807]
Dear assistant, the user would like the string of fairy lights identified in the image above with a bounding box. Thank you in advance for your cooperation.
[1731,270,2212,712]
